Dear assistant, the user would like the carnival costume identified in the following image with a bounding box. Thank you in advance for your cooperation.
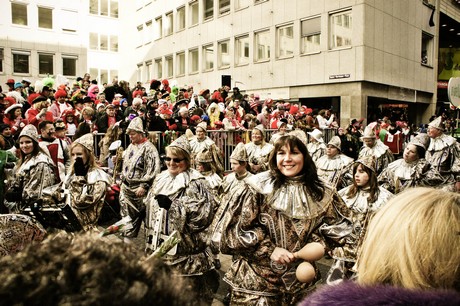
[119,118,161,237]
[307,129,326,163]
[316,136,354,189]
[326,157,393,284]
[378,135,445,194]
[64,134,112,231]
[358,124,394,174]
[245,125,274,173]
[217,170,349,305]
[425,117,460,188]
[144,136,219,304]
[5,125,55,213]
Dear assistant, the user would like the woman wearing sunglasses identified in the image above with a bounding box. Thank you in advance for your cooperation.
[145,135,219,305]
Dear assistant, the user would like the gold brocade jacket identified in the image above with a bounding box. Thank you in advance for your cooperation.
[145,169,219,276]
[217,171,350,297]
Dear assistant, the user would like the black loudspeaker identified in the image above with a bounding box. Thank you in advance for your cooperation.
[221,75,231,87]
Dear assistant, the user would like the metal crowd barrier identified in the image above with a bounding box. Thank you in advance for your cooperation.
[89,128,337,172]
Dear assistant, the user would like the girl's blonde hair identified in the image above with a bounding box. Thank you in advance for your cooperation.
[357,187,460,290]
[69,142,97,173]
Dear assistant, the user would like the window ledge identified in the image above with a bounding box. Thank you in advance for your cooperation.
[235,63,249,67]
[254,59,270,64]
[328,46,352,52]
[189,71,199,75]
[301,51,321,56]
[218,65,230,70]
[421,63,433,69]
[277,55,294,61]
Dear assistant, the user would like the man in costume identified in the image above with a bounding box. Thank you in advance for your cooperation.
[425,116,460,191]
[358,122,394,175]
[119,117,161,242]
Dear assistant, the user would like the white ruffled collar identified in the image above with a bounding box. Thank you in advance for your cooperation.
[338,186,393,213]
[246,171,332,219]
[359,139,389,158]
[153,169,204,196]
[427,134,456,152]
[316,154,354,171]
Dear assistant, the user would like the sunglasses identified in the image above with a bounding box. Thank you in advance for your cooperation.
[165,157,185,163]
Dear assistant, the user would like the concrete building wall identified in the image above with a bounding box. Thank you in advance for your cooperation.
[124,0,443,125]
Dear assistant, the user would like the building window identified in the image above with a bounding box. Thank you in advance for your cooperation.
[255,30,270,62]
[38,53,53,75]
[235,0,250,10]
[165,12,173,35]
[165,56,173,78]
[38,7,53,29]
[235,35,249,66]
[12,3,28,26]
[421,32,433,66]
[218,40,230,68]
[90,33,98,50]
[177,6,185,31]
[204,0,214,20]
[90,0,118,18]
[277,24,294,58]
[110,70,118,83]
[301,17,321,54]
[61,9,78,32]
[62,56,77,76]
[190,1,199,26]
[330,10,352,49]
[189,49,199,73]
[110,0,118,18]
[100,34,108,51]
[146,61,152,81]
[176,52,185,76]
[89,68,98,82]
[136,64,142,83]
[13,51,30,74]
[137,24,144,46]
[110,35,118,52]
[155,17,162,39]
[155,58,163,79]
[203,44,214,71]
[219,0,230,15]
[101,69,108,84]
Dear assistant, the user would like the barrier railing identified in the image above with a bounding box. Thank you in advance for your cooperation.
[89,128,337,172]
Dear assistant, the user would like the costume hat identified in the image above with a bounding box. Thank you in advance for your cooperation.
[288,129,308,145]
[73,133,94,153]
[410,133,430,150]
[19,124,39,143]
[126,117,145,134]
[428,116,445,131]
[253,124,265,134]
[5,103,22,115]
[196,122,207,131]
[327,136,342,151]
[360,123,378,141]
[355,155,376,173]
[195,148,213,163]
[169,135,191,155]
[230,142,248,162]
[307,128,324,142]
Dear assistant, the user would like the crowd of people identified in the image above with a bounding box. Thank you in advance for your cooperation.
[0,75,459,305]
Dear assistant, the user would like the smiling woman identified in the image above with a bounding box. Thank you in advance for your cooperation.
[5,125,55,213]
[216,130,351,305]
[144,135,219,305]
